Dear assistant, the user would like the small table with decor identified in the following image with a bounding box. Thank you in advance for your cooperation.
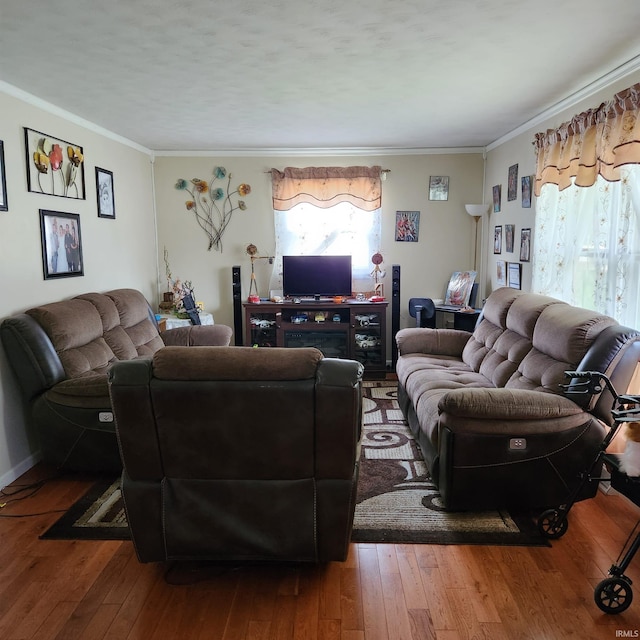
[157,312,214,331]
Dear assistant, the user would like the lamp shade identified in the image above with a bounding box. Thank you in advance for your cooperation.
[465,204,489,217]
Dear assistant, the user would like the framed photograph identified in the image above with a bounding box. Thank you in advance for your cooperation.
[0,140,7,212]
[496,260,506,287]
[508,164,518,201]
[96,167,116,219]
[492,184,501,212]
[522,175,532,208]
[520,228,531,262]
[494,225,502,254]
[24,128,85,200]
[505,224,515,253]
[429,175,449,201]
[395,211,420,242]
[507,262,522,289]
[39,210,84,279]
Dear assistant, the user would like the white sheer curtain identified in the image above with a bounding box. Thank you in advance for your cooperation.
[270,201,382,294]
[532,165,640,328]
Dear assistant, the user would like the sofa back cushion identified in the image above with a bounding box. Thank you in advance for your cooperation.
[506,304,617,392]
[462,287,617,393]
[27,299,116,378]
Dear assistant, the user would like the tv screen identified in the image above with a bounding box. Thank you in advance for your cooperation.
[282,255,352,298]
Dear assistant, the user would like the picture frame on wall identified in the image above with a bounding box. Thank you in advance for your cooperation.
[520,228,531,261]
[505,224,515,253]
[95,167,116,219]
[494,225,502,254]
[493,184,501,212]
[395,210,420,242]
[0,140,8,212]
[507,262,522,289]
[428,175,449,201]
[39,209,84,279]
[508,164,518,201]
[24,128,85,200]
[522,175,532,208]
[496,260,506,287]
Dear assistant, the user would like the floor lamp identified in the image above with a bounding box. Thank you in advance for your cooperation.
[465,204,489,272]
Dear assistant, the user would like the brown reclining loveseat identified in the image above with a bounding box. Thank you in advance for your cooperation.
[0,288,232,472]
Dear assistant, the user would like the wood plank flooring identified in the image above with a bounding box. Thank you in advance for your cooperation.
[1,464,640,639]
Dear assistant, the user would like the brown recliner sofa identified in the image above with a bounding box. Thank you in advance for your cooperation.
[396,287,640,511]
[108,346,364,563]
[0,288,233,472]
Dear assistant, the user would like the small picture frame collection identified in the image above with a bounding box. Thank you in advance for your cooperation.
[1,129,118,281]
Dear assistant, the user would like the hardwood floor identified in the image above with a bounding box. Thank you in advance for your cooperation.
[1,465,640,639]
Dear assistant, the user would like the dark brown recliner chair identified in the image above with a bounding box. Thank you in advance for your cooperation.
[108,346,364,564]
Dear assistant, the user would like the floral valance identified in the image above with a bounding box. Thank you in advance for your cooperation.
[271,166,382,211]
[533,82,640,196]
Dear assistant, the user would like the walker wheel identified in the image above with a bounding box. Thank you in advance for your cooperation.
[537,508,569,539]
[595,577,633,614]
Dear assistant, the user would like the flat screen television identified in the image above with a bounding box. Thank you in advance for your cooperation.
[282,255,352,298]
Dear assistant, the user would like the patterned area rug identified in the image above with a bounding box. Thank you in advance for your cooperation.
[41,381,547,546]
[352,381,548,546]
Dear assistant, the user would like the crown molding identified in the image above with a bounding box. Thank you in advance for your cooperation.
[0,80,153,156]
[486,55,640,152]
[152,146,486,157]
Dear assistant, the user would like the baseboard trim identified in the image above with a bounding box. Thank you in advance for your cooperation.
[0,451,42,489]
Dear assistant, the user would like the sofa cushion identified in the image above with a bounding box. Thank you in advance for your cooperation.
[27,299,116,379]
[105,289,164,356]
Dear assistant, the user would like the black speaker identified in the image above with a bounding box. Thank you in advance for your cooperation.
[232,265,243,346]
[391,264,400,367]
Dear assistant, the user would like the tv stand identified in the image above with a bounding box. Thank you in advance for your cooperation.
[244,300,388,379]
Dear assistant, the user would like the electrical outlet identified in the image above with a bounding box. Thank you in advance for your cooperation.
[509,438,526,450]
[98,412,114,423]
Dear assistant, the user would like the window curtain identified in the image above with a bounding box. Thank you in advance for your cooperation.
[269,166,383,294]
[271,165,382,211]
[531,83,640,330]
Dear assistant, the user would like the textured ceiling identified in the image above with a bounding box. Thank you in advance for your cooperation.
[1,0,640,153]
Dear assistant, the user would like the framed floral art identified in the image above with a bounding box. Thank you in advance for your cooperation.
[24,128,85,200]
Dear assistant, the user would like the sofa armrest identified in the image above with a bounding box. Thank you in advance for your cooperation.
[438,387,590,435]
[160,324,233,347]
[395,327,471,357]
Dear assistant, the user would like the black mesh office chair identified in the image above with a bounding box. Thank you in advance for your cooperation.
[408,298,436,328]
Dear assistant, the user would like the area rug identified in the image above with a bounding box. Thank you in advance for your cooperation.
[41,381,547,546]
[351,381,548,546]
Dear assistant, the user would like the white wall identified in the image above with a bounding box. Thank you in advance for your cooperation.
[0,89,157,485]
[153,153,485,347]
[484,68,640,295]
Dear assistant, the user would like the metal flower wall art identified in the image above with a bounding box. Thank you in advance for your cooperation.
[175,166,251,252]
[25,129,85,199]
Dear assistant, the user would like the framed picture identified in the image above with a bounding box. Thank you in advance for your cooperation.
[507,262,522,289]
[24,128,85,200]
[494,225,502,254]
[444,270,477,307]
[520,228,531,262]
[505,224,515,253]
[39,210,84,279]
[96,167,116,218]
[522,175,532,208]
[428,176,449,201]
[493,184,501,212]
[496,260,506,287]
[395,210,420,242]
[508,164,518,201]
[0,140,7,212]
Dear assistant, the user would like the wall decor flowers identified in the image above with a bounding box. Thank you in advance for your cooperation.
[175,166,251,252]
[24,128,85,199]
